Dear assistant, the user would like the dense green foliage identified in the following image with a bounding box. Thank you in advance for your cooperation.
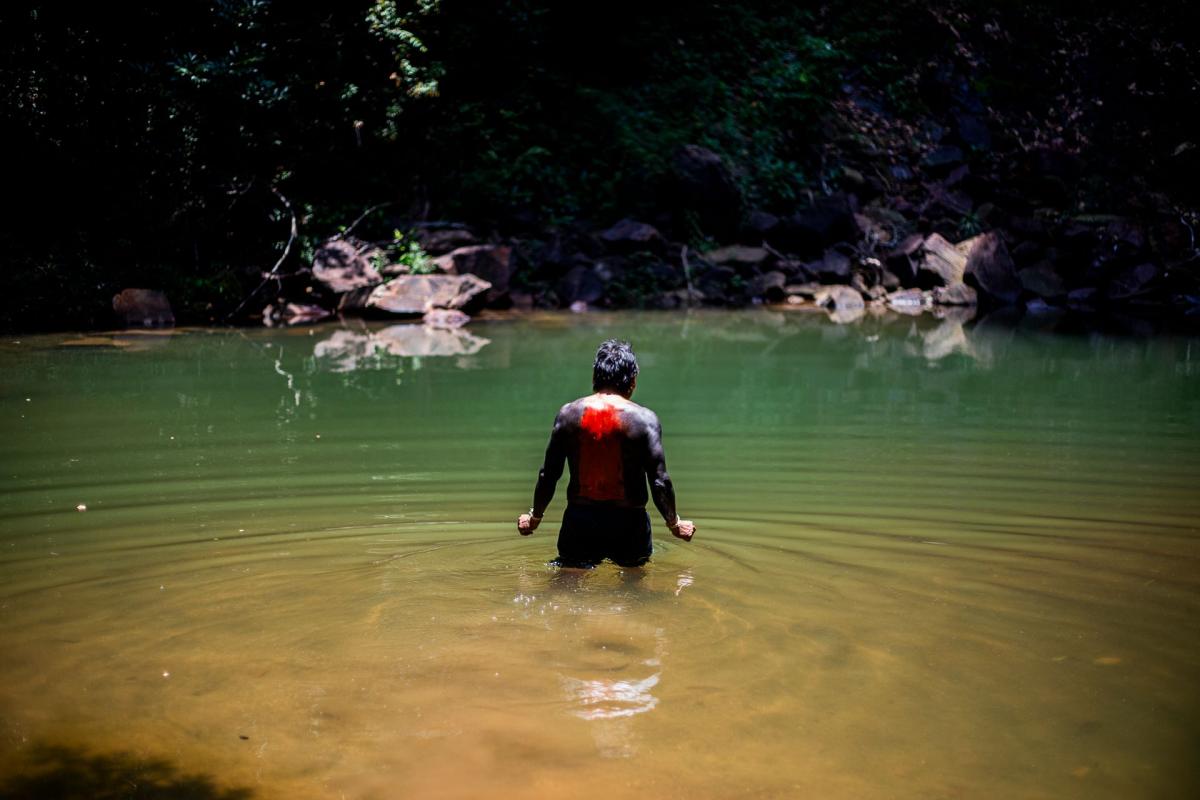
[1,1,1194,329]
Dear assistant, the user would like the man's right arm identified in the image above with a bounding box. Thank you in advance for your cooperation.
[644,413,695,542]
[518,407,568,535]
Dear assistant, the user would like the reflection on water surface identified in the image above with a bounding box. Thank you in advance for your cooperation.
[1,311,1198,799]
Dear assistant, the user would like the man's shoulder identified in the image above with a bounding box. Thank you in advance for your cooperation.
[621,401,659,432]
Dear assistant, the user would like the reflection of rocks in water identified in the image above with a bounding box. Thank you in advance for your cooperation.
[922,318,979,362]
[313,325,490,371]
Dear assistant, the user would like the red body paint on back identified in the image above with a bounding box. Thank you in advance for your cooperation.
[579,405,624,501]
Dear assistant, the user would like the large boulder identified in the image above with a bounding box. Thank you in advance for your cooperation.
[671,145,742,238]
[432,244,512,306]
[817,285,866,324]
[917,234,968,287]
[813,248,853,283]
[366,274,492,316]
[112,288,174,328]
[963,232,1021,304]
[312,239,384,293]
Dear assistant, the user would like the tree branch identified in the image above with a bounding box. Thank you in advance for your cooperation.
[335,201,394,241]
[225,187,298,322]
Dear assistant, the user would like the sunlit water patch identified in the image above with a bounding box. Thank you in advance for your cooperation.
[1,312,1198,799]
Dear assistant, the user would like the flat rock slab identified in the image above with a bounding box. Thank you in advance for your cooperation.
[367,274,492,315]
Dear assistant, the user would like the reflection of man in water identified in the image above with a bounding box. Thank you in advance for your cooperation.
[517,339,695,566]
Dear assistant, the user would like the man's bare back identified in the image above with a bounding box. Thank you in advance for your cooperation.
[517,340,694,567]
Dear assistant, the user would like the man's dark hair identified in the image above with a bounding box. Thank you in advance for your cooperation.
[593,339,639,395]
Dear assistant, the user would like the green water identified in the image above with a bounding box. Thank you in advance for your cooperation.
[1,311,1198,799]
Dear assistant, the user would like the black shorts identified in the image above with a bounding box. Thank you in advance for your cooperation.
[555,504,653,568]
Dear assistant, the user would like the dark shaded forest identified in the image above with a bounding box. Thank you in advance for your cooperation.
[1,1,1197,331]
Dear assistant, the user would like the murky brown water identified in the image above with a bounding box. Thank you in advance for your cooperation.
[1,311,1198,799]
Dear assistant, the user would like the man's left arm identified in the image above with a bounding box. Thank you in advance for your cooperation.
[517,409,567,535]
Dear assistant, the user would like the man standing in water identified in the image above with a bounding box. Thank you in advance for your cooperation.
[517,339,695,566]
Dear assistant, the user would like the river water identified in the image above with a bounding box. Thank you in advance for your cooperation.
[1,310,1198,799]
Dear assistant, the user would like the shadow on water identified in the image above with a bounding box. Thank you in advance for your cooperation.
[0,744,254,800]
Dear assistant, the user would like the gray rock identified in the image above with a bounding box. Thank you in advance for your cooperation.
[887,288,929,315]
[749,270,788,302]
[888,232,921,286]
[964,232,1021,303]
[922,145,965,173]
[814,248,853,282]
[918,233,967,287]
[112,288,174,328]
[598,219,665,252]
[932,283,978,306]
[312,239,384,293]
[784,282,823,299]
[819,285,866,324]
[415,227,478,255]
[432,244,512,305]
[704,245,770,267]
[1107,263,1158,300]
